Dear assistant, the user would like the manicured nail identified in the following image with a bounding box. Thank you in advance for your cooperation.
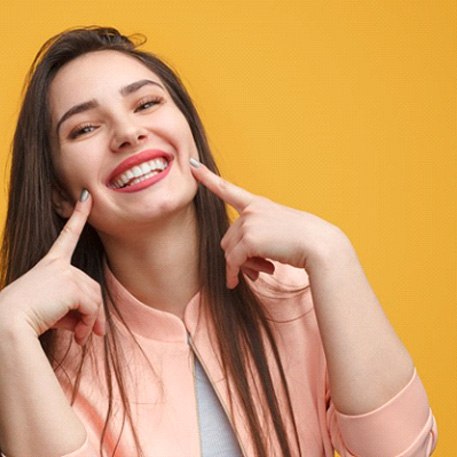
[189,158,201,168]
[79,188,89,202]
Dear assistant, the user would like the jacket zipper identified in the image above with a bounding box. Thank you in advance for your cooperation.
[187,333,248,457]
[189,340,203,457]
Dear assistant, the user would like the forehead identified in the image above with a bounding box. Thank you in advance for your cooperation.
[49,50,165,118]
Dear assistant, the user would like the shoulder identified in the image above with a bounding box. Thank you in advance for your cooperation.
[246,260,314,322]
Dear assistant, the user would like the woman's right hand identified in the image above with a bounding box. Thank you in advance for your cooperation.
[0,190,105,345]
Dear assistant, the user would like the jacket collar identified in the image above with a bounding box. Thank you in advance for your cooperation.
[104,265,200,344]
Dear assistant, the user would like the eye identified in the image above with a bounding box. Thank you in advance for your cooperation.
[135,96,164,112]
[69,123,98,139]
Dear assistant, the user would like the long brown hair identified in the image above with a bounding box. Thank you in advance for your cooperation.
[1,27,301,457]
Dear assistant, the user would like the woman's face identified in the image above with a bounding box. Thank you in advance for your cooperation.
[48,50,200,236]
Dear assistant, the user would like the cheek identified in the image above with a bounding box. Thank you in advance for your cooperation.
[53,152,98,197]
[160,109,197,154]
[180,121,197,151]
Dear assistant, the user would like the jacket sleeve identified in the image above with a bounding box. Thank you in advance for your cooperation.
[59,433,98,457]
[0,433,97,457]
[326,367,438,457]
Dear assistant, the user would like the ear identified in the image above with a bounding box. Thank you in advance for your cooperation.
[51,184,74,219]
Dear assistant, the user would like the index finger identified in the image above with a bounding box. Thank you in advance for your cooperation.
[189,159,254,212]
[48,189,92,261]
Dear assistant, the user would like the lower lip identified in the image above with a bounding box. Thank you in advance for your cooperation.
[110,161,173,193]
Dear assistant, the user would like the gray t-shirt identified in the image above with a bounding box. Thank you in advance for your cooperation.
[194,358,243,457]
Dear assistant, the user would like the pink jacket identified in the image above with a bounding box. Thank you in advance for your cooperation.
[52,263,437,456]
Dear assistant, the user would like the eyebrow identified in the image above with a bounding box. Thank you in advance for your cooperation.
[55,79,165,135]
[120,79,164,96]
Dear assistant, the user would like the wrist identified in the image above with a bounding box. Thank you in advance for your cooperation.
[305,228,355,274]
[0,298,38,341]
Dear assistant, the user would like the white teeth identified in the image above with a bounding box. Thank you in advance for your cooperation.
[130,170,160,185]
[131,166,143,177]
[110,157,169,189]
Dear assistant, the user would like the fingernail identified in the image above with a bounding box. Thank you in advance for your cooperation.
[189,158,201,168]
[79,188,89,202]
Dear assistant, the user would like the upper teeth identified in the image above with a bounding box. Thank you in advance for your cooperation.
[111,158,169,189]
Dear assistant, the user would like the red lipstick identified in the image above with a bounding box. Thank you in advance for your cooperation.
[107,149,174,193]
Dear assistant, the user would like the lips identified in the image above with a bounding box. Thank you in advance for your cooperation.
[107,149,173,192]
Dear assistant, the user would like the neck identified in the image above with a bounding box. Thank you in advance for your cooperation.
[100,205,200,319]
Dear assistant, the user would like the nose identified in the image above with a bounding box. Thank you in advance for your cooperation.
[110,116,149,153]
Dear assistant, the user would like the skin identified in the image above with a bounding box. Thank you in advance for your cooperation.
[0,196,98,456]
[49,51,200,233]
[0,49,415,455]
[49,50,202,317]
[190,162,414,416]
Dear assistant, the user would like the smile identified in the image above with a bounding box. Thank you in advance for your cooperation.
[107,149,174,192]
[109,158,169,189]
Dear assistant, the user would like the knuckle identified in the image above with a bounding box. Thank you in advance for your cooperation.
[224,251,235,265]
[217,178,230,194]
[243,204,255,215]
[97,283,103,295]
[239,218,249,232]
[241,231,255,247]
[61,224,75,236]
[97,297,105,314]
[72,205,87,218]
[91,280,102,295]
[95,293,104,309]
[241,242,256,259]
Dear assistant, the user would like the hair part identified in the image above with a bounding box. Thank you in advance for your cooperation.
[1,26,301,457]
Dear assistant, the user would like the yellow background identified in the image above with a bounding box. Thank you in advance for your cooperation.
[0,1,455,455]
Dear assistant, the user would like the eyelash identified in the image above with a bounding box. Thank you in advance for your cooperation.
[135,95,164,112]
[69,123,97,139]
[68,96,165,139]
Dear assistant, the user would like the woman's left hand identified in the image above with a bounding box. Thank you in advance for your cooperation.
[190,160,350,288]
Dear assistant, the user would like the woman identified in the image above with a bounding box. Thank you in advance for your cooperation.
[0,27,437,457]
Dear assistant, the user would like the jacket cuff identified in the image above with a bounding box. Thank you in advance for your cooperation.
[59,433,97,457]
[332,367,437,456]
[0,434,97,457]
